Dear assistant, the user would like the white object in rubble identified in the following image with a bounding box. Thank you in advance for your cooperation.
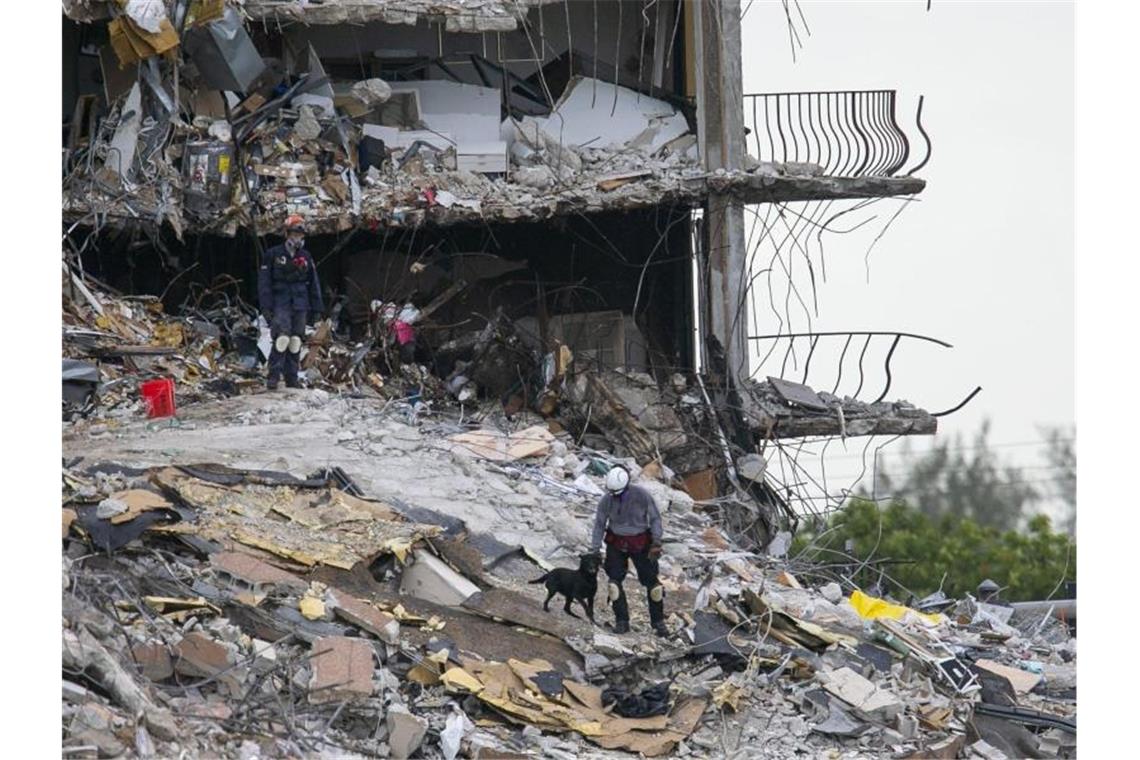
[105,83,142,183]
[386,704,428,760]
[125,0,166,33]
[819,667,903,721]
[533,77,690,154]
[399,549,479,607]
[513,165,555,190]
[573,474,604,497]
[821,582,844,604]
[736,453,767,483]
[96,498,128,519]
[767,531,793,558]
[256,315,272,359]
[352,78,392,106]
[440,708,474,760]
[207,120,232,143]
[294,105,321,141]
[397,304,421,325]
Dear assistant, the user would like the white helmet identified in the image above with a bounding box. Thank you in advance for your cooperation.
[604,466,630,495]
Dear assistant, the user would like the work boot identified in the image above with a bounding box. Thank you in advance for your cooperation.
[647,587,667,637]
[284,351,301,388]
[611,587,630,630]
[268,346,286,390]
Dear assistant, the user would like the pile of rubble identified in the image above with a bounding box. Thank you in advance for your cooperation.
[62,391,1075,759]
[61,1,716,237]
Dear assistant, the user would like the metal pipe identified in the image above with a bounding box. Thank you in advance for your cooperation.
[1009,599,1076,620]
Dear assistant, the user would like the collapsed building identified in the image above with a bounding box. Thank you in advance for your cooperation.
[60,4,1066,760]
[62,0,934,543]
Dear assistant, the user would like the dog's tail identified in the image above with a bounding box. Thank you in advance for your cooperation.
[528,572,550,584]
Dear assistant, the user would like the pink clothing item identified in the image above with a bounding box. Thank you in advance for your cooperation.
[393,321,416,345]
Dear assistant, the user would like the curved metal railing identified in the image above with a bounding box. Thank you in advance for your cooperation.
[743,90,928,178]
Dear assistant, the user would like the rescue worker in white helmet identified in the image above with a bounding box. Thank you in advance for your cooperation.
[257,215,323,389]
[588,465,667,636]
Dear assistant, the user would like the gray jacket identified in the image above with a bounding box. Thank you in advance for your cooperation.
[590,484,663,551]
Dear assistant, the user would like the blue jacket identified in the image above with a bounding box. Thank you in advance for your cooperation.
[258,243,323,314]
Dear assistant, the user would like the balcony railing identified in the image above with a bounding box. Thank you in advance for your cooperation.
[743,90,929,178]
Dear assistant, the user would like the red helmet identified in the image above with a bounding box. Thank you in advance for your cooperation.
[284,214,305,233]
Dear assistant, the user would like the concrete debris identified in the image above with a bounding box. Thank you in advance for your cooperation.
[399,548,481,606]
[60,419,1076,759]
[62,4,923,237]
[387,704,429,759]
[735,453,767,482]
[59,239,1061,758]
[819,666,905,721]
[309,636,375,704]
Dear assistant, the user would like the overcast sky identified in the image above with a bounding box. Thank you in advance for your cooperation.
[738,1,1074,491]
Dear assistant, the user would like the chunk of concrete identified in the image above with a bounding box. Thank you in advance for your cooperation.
[399,549,480,607]
[820,582,843,605]
[969,740,1011,760]
[327,588,401,644]
[309,636,375,704]
[210,551,307,592]
[174,632,234,678]
[175,632,243,695]
[819,667,903,721]
[736,453,767,482]
[387,703,429,759]
[131,642,174,682]
[593,633,633,657]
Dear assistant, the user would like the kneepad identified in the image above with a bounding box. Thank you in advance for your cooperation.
[288,335,303,354]
[607,582,622,602]
[649,585,664,603]
[274,335,290,353]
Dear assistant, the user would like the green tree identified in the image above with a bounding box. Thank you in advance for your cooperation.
[872,420,1039,532]
[1039,426,1076,535]
[793,498,1075,602]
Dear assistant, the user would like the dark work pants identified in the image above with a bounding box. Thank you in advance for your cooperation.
[604,544,664,626]
[268,307,307,384]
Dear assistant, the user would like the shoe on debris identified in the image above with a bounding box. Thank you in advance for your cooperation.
[613,620,630,634]
[652,622,669,638]
[285,378,301,389]
[267,379,279,391]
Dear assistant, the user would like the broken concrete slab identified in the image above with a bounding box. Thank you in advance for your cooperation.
[308,636,375,704]
[736,453,767,482]
[174,632,234,678]
[387,703,429,759]
[327,587,401,644]
[399,549,480,607]
[819,667,903,721]
[974,659,1043,694]
[447,425,554,462]
[820,582,843,604]
[174,632,244,695]
[131,642,174,682]
[209,551,307,591]
[104,83,142,183]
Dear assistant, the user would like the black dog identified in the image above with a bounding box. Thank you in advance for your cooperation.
[529,553,601,622]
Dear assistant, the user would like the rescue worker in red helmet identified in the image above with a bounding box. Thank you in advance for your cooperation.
[257,215,323,389]
[588,465,668,636]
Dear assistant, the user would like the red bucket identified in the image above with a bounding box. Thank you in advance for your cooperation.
[140,378,176,419]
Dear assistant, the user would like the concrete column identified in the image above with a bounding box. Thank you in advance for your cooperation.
[693,0,749,382]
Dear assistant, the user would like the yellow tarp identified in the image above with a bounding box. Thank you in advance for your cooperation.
[848,589,945,625]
